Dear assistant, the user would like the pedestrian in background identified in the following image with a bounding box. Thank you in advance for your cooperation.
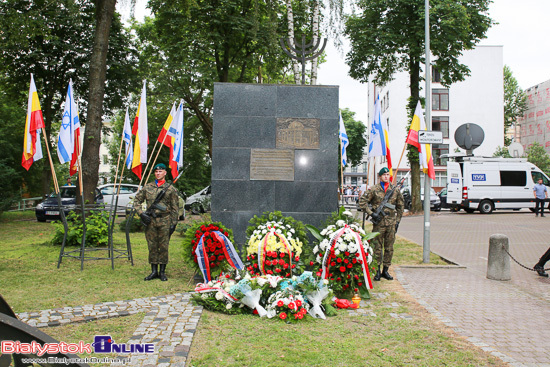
[533,177,547,217]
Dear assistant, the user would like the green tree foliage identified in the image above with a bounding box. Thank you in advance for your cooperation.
[503,65,528,146]
[141,0,312,154]
[340,108,367,170]
[0,0,137,197]
[527,142,550,176]
[345,0,493,212]
[492,146,512,158]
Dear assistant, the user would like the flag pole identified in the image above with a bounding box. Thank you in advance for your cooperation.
[75,136,88,270]
[144,128,172,185]
[138,139,159,187]
[38,126,69,268]
[106,132,125,269]
[340,142,344,208]
[392,143,408,184]
[423,0,432,264]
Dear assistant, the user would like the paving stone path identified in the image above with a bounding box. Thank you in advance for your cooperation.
[17,293,202,366]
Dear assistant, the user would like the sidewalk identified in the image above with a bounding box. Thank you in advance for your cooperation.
[397,210,550,367]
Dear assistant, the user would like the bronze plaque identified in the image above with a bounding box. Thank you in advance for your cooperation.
[276,118,320,149]
[250,149,294,181]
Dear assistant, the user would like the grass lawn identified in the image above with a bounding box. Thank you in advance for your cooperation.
[0,211,504,366]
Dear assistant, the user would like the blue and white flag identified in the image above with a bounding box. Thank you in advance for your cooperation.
[368,94,386,157]
[170,101,184,177]
[339,112,349,166]
[122,107,133,169]
[57,80,80,164]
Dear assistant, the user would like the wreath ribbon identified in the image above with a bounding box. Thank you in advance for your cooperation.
[195,231,244,283]
[194,283,238,302]
[257,227,293,276]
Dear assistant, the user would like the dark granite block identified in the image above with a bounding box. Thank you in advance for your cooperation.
[211,180,275,212]
[294,149,338,182]
[211,210,258,246]
[214,83,277,117]
[276,85,339,119]
[211,148,251,180]
[273,181,338,212]
[213,116,277,148]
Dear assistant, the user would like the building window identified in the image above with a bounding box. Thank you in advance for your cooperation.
[432,144,449,165]
[432,89,449,111]
[432,66,441,83]
[432,116,449,138]
[362,162,368,173]
[351,166,358,173]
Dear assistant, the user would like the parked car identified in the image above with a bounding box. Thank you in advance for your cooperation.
[185,186,211,214]
[401,186,441,211]
[35,186,103,222]
[98,183,140,213]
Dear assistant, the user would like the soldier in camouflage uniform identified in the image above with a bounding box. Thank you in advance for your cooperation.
[134,163,179,281]
[359,167,404,281]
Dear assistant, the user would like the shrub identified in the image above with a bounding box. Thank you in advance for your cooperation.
[51,210,109,247]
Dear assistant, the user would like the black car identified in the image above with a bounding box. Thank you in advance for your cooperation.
[35,186,103,222]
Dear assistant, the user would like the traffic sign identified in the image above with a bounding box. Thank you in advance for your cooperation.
[418,130,443,144]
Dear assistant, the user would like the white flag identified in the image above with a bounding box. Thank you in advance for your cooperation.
[339,112,349,166]
[57,79,80,164]
[368,94,386,157]
[122,107,133,169]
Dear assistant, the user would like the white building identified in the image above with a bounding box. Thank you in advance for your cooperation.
[359,45,504,191]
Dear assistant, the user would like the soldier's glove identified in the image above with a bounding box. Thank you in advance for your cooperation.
[169,225,176,236]
[140,213,152,226]
[395,221,400,232]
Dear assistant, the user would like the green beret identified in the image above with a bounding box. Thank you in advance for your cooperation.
[378,167,390,176]
[153,163,167,171]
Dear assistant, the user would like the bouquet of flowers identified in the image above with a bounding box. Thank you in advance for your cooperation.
[228,274,285,316]
[182,221,243,282]
[310,208,378,298]
[192,278,248,315]
[244,211,309,278]
[266,289,309,322]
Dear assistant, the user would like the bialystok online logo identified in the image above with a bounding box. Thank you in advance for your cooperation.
[1,336,154,356]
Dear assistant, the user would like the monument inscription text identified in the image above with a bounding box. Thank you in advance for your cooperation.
[250,149,294,181]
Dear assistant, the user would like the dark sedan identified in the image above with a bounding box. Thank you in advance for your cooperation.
[35,186,103,222]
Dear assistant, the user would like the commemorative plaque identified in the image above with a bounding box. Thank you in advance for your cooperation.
[276,118,320,149]
[250,149,294,181]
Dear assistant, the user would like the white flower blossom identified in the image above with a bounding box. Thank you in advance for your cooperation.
[201,293,209,299]
[320,229,327,236]
[262,229,267,234]
[215,292,224,301]
[276,229,282,234]
[207,281,213,287]
[290,228,295,233]
[256,277,267,287]
[336,220,346,227]
[343,210,353,217]
[313,245,319,254]
[334,249,341,255]
[323,279,329,285]
[226,303,232,310]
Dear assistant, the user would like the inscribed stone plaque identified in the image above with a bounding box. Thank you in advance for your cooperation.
[276,118,320,149]
[250,149,294,181]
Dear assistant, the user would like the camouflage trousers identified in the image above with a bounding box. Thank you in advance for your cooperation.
[372,224,396,267]
[144,217,171,264]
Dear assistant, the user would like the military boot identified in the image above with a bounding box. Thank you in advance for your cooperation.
[159,264,168,281]
[144,264,159,281]
[381,266,393,280]
[374,266,381,281]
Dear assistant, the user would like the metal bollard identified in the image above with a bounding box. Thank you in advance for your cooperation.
[487,234,511,281]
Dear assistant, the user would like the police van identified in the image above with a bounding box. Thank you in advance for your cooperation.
[446,156,550,213]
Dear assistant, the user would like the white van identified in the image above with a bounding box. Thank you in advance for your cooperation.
[446,156,550,213]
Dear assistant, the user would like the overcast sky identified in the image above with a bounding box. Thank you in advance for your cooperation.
[126,0,550,125]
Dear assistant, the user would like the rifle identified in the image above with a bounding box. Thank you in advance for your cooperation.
[370,172,409,225]
[140,170,184,227]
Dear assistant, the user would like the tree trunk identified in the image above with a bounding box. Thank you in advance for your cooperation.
[408,56,422,213]
[310,0,320,85]
[81,0,117,203]
[286,0,300,84]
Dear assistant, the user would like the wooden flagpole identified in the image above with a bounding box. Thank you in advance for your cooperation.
[392,143,408,184]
